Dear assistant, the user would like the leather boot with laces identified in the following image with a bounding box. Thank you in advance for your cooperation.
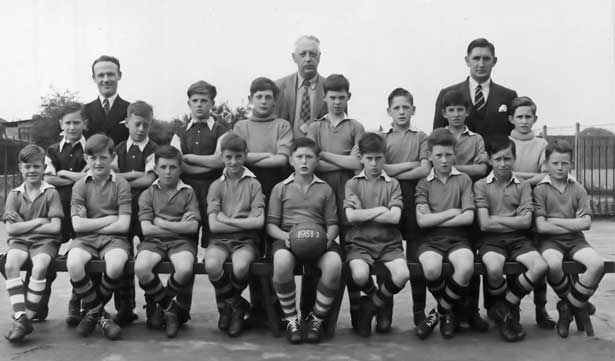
[415,308,439,340]
[285,317,302,344]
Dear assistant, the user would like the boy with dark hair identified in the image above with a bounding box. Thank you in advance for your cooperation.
[344,132,409,337]
[111,100,158,325]
[66,134,131,340]
[3,145,63,342]
[43,102,88,324]
[134,145,200,338]
[170,80,229,321]
[268,137,342,344]
[440,90,489,330]
[534,140,605,338]
[475,137,548,342]
[414,128,476,340]
[205,133,265,337]
[306,73,364,323]
[507,96,554,328]
[381,87,431,330]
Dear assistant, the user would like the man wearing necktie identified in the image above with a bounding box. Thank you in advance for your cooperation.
[275,35,329,138]
[433,38,517,139]
[84,55,130,145]
[82,55,135,325]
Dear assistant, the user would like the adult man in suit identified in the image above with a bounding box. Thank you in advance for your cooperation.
[84,55,130,145]
[433,38,517,139]
[276,35,328,138]
[83,55,136,326]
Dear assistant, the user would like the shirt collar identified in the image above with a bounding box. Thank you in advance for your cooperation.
[426,166,463,181]
[282,173,326,185]
[85,170,117,183]
[469,77,491,93]
[127,137,150,152]
[353,169,392,182]
[186,117,215,131]
[486,171,520,185]
[318,114,352,126]
[538,174,577,185]
[59,135,86,151]
[386,125,419,134]
[152,178,191,191]
[297,73,318,90]
[14,181,55,194]
[99,93,118,108]
[445,125,476,136]
[220,167,256,181]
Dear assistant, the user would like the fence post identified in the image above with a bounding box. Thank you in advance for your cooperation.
[542,125,548,138]
[575,123,580,180]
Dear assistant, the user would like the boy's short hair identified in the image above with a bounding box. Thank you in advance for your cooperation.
[91,55,121,75]
[442,90,470,109]
[85,134,115,156]
[387,88,414,107]
[127,101,153,120]
[57,102,86,122]
[545,139,573,161]
[427,128,457,150]
[18,144,46,164]
[187,80,217,100]
[154,145,182,164]
[485,136,516,158]
[467,38,495,56]
[249,77,280,99]
[323,74,350,94]
[220,132,248,153]
[358,132,385,154]
[509,96,537,116]
[291,137,320,156]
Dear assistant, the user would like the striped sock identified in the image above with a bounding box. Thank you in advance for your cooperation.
[168,274,193,312]
[6,278,26,319]
[273,280,297,321]
[441,278,467,313]
[506,273,535,306]
[139,275,166,305]
[313,282,338,321]
[211,271,233,312]
[549,275,570,299]
[98,272,121,305]
[347,279,362,314]
[373,277,403,308]
[360,277,376,296]
[71,275,100,312]
[426,277,448,312]
[25,278,46,319]
[487,278,507,298]
[567,280,596,309]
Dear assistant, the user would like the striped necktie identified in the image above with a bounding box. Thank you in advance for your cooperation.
[474,84,485,112]
[103,98,111,115]
[299,79,311,124]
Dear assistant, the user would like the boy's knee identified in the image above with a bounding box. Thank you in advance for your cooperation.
[134,260,152,280]
[105,262,125,279]
[421,264,441,281]
[390,263,410,285]
[204,257,224,277]
[233,260,251,280]
[585,257,605,277]
[350,266,370,286]
[455,261,474,280]
[30,263,49,280]
[532,257,549,277]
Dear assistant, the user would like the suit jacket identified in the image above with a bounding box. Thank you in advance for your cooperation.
[84,95,130,145]
[275,73,328,130]
[433,78,517,139]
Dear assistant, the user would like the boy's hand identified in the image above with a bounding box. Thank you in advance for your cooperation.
[416,204,431,214]
[181,212,197,222]
[347,194,363,209]
[3,212,21,223]
[57,170,69,178]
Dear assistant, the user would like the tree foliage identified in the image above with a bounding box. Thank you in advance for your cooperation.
[31,88,80,148]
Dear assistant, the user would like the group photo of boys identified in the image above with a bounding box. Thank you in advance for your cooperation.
[1,1,614,360]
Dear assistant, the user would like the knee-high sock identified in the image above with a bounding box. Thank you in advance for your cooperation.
[441,278,467,313]
[548,275,570,300]
[487,278,507,300]
[167,274,193,311]
[140,274,170,307]
[567,279,596,309]
[426,277,448,313]
[505,273,535,306]
[211,271,233,312]
[372,274,404,307]
[273,280,297,321]
[6,278,26,319]
[98,272,122,306]
[230,272,249,301]
[71,275,100,312]
[313,282,338,321]
[25,278,46,319]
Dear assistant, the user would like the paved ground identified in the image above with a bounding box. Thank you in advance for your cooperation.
[0,222,614,361]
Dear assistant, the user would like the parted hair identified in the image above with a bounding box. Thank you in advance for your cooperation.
[18,144,46,164]
[485,136,516,158]
[249,77,280,99]
[154,145,182,164]
[127,100,154,120]
[509,96,537,116]
[291,137,320,156]
[220,132,248,153]
[187,80,217,100]
[91,55,121,76]
[85,134,115,156]
[358,132,385,154]
[441,90,470,109]
[467,38,495,56]
[323,74,350,94]
[57,102,86,123]
[387,88,414,107]
[427,128,457,150]
[545,139,573,160]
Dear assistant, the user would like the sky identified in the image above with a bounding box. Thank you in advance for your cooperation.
[1,0,613,134]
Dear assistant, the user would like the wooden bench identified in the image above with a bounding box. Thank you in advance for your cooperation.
[4,256,614,338]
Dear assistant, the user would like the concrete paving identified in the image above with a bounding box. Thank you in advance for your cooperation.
[0,222,613,361]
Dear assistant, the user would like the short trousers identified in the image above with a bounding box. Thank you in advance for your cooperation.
[8,237,60,259]
[207,231,260,258]
[418,229,472,257]
[478,232,537,260]
[345,224,405,265]
[137,237,197,260]
[272,238,343,264]
[537,232,591,259]
[70,234,131,259]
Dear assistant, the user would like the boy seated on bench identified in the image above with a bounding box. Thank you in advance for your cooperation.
[534,140,605,338]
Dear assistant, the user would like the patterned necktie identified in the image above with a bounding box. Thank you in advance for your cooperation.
[299,79,311,124]
[474,84,485,112]
[103,98,110,115]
